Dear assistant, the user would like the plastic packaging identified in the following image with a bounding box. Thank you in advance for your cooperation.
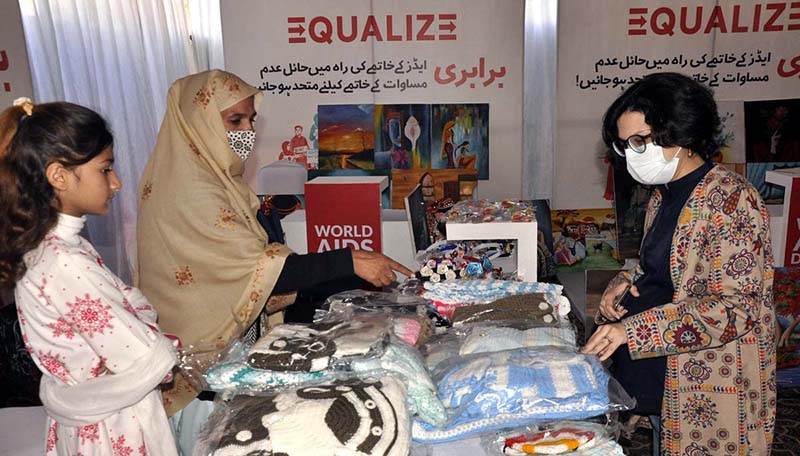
[451,292,560,327]
[422,321,578,372]
[193,375,412,456]
[481,420,625,456]
[421,279,567,321]
[446,199,536,223]
[414,240,514,282]
[246,314,391,372]
[206,337,446,426]
[411,347,635,443]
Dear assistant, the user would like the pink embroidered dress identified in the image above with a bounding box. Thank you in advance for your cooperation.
[15,214,178,456]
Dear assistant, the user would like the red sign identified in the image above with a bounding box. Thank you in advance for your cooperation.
[786,176,800,266]
[305,177,385,253]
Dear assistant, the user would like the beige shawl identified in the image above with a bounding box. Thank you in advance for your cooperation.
[135,70,293,415]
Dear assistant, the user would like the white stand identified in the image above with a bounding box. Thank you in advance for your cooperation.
[765,167,800,268]
[445,221,538,280]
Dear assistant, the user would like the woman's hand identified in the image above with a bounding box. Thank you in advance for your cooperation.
[599,282,638,321]
[351,250,414,287]
[582,323,626,361]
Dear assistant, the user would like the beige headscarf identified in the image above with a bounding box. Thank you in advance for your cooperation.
[135,70,294,415]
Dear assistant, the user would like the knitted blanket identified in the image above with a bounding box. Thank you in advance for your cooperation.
[422,280,564,320]
[459,326,577,356]
[247,316,390,372]
[412,349,611,443]
[203,377,409,456]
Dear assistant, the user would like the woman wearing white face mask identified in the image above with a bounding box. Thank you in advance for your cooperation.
[582,72,775,456]
[134,71,412,435]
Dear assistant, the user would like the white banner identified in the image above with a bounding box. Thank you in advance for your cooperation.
[557,0,800,209]
[0,0,33,108]
[221,0,524,204]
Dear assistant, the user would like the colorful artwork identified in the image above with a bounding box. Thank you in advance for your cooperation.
[431,104,490,179]
[391,168,477,209]
[374,104,431,170]
[744,98,800,163]
[317,104,375,170]
[775,267,800,387]
[715,101,746,164]
[551,208,621,272]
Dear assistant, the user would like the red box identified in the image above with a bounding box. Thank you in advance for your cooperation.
[304,176,388,253]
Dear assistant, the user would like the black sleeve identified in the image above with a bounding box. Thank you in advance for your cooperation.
[272,248,355,294]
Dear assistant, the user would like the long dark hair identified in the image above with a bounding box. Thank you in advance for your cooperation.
[0,102,113,289]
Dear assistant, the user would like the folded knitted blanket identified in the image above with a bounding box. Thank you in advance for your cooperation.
[412,348,611,443]
[247,316,390,372]
[202,376,409,456]
[459,326,577,356]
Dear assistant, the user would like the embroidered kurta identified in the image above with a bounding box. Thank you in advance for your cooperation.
[15,214,178,456]
[612,165,776,455]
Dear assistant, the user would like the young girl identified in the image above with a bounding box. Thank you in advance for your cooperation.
[0,99,179,456]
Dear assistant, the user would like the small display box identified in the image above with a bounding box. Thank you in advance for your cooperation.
[444,200,538,280]
[304,176,388,253]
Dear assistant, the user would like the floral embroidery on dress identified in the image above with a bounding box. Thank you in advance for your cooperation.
[215,208,236,230]
[664,314,711,351]
[681,359,712,383]
[139,444,148,456]
[683,442,710,456]
[706,187,728,212]
[48,317,75,339]
[67,294,114,338]
[141,183,153,201]
[78,423,100,444]
[682,394,718,428]
[112,435,134,456]
[175,266,195,286]
[218,74,240,93]
[723,249,756,280]
[46,421,58,452]
[90,356,108,378]
[39,350,70,382]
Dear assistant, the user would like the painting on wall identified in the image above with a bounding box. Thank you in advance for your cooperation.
[430,104,490,179]
[317,104,375,170]
[374,104,432,170]
[551,208,621,272]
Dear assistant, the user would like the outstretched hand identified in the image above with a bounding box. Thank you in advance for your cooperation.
[351,250,414,287]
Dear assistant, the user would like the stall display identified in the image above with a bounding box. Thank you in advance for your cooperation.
[447,199,536,223]
[415,240,514,282]
[481,421,625,456]
[422,279,565,320]
[452,293,557,326]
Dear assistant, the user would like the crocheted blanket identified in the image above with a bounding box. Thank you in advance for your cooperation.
[412,349,611,443]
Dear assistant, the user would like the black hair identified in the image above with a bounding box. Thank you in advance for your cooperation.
[0,102,113,288]
[602,72,721,164]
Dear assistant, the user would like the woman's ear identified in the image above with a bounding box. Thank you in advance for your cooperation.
[46,162,70,191]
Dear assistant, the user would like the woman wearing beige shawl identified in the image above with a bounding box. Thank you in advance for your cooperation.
[135,70,411,420]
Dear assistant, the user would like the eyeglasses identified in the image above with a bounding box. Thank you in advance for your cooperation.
[612,134,652,157]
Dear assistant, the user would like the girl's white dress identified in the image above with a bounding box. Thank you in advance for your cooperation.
[15,213,178,456]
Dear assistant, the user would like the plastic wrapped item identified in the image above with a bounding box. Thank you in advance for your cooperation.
[194,376,411,456]
[422,321,577,372]
[481,420,625,456]
[320,289,438,346]
[206,338,446,426]
[246,314,391,372]
[446,199,536,223]
[412,347,635,443]
[422,279,566,321]
[452,293,559,327]
[414,240,512,283]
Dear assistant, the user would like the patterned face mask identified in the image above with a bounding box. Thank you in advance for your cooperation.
[227,129,257,161]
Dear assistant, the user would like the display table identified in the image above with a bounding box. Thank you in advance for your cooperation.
[282,209,417,270]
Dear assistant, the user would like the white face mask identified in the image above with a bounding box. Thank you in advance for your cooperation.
[227,129,256,161]
[625,144,682,185]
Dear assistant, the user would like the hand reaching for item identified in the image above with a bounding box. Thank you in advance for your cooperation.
[582,322,626,361]
[599,282,639,321]
[351,250,414,287]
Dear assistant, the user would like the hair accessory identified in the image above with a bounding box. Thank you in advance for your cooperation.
[13,97,34,116]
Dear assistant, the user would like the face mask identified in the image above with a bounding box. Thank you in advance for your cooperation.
[625,145,682,185]
[227,129,256,161]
